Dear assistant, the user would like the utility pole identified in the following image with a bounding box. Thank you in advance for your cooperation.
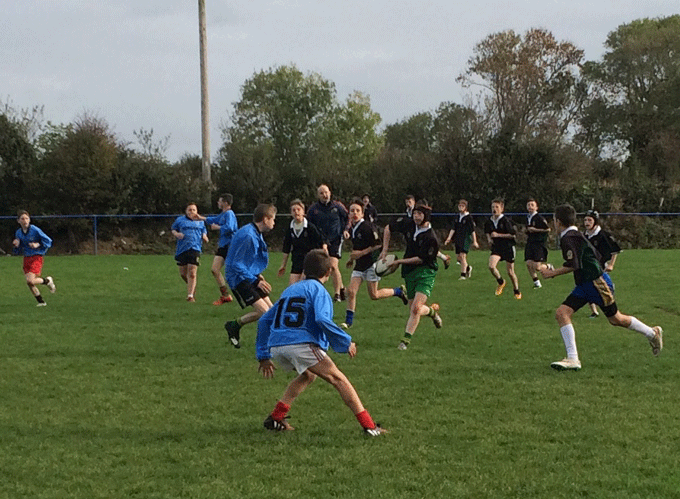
[198,0,212,206]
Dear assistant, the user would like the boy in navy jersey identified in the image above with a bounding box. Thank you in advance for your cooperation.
[278,199,325,285]
[171,203,209,302]
[13,210,56,306]
[583,210,622,318]
[444,199,479,280]
[539,204,662,371]
[256,249,386,436]
[341,199,407,329]
[484,199,521,299]
[524,198,550,289]
[380,200,442,350]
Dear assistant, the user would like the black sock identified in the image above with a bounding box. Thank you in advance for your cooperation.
[496,277,504,285]
[35,295,45,304]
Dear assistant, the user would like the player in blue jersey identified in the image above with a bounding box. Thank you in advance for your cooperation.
[171,202,209,302]
[224,203,277,349]
[539,204,662,371]
[13,210,56,306]
[202,194,238,305]
[256,249,386,436]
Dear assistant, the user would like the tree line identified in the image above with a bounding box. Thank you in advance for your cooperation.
[2,16,679,223]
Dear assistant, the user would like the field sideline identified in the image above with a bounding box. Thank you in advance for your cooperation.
[1,250,679,498]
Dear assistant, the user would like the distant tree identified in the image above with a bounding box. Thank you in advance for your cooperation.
[0,114,36,214]
[458,28,586,144]
[580,15,680,196]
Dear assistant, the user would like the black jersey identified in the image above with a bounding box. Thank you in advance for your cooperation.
[452,213,476,246]
[389,216,439,276]
[585,228,621,267]
[484,215,516,253]
[560,228,603,285]
[349,219,381,272]
[282,219,325,268]
[526,212,549,244]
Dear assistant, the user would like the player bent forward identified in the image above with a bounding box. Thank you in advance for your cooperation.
[539,204,662,371]
[256,249,387,436]
[13,210,56,306]
[379,201,442,350]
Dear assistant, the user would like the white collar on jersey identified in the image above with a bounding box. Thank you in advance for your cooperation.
[560,225,578,238]
[585,226,601,237]
[351,218,364,238]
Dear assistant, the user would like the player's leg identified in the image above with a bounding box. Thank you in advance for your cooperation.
[606,310,662,356]
[240,296,273,325]
[458,251,469,280]
[211,254,232,304]
[551,297,582,370]
[24,271,46,305]
[489,254,505,294]
[328,255,344,300]
[506,261,521,299]
[342,275,363,328]
[308,355,383,434]
[178,264,188,283]
[185,263,198,301]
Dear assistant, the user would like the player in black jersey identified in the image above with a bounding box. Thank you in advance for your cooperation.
[484,199,521,299]
[278,199,326,285]
[444,199,479,280]
[539,204,662,371]
[341,200,408,329]
[583,210,622,318]
[524,198,550,289]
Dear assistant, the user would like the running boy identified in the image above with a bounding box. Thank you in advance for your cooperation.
[524,198,550,289]
[203,193,238,305]
[171,203,209,302]
[539,204,662,371]
[13,210,56,306]
[380,200,442,350]
[256,249,386,436]
[278,199,325,285]
[341,199,408,329]
[485,199,521,299]
[224,203,277,349]
[583,209,622,318]
[444,199,479,280]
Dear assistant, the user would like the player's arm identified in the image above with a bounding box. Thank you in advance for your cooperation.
[605,253,618,272]
[444,229,454,245]
[314,291,352,354]
[277,253,289,277]
[36,228,52,249]
[539,263,572,279]
[256,304,277,378]
[378,224,392,261]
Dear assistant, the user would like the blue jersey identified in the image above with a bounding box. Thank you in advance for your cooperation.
[14,225,52,256]
[307,200,348,243]
[256,279,353,361]
[205,210,238,248]
[225,223,269,289]
[171,216,207,256]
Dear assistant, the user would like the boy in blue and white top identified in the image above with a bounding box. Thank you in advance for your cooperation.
[224,204,277,349]
[202,193,238,305]
[256,249,386,436]
[171,203,209,302]
[13,210,56,306]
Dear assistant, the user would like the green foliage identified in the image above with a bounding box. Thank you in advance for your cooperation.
[0,114,36,214]
[1,251,679,498]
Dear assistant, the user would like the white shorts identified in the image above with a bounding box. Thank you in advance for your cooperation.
[270,343,327,374]
[351,265,381,282]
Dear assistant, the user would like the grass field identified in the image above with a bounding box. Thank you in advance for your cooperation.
[1,249,679,498]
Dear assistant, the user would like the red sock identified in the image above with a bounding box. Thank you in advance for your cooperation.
[271,401,291,421]
[355,410,375,430]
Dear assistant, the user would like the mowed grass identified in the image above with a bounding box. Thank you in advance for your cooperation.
[0,249,679,499]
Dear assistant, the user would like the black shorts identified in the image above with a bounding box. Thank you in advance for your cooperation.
[290,254,305,274]
[524,242,548,262]
[327,238,343,259]
[233,278,269,309]
[175,249,201,266]
[491,245,515,263]
[215,245,229,259]
[563,294,619,318]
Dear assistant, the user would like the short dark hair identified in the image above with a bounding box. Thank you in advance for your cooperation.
[554,204,576,227]
[253,203,277,223]
[491,198,504,207]
[458,199,468,209]
[17,210,29,218]
[405,194,415,202]
[527,198,537,204]
[220,193,233,205]
[303,249,331,279]
[349,197,364,211]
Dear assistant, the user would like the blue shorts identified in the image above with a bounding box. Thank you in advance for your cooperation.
[563,273,618,317]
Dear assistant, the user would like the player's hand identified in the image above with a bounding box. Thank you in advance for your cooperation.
[444,238,451,245]
[258,360,276,378]
[538,263,555,278]
[473,241,479,249]
[343,230,350,240]
[12,239,20,247]
[210,224,220,230]
[29,242,40,249]
[347,342,357,358]
[277,266,286,277]
[257,278,272,294]
[175,233,184,240]
[345,259,354,269]
[605,264,614,272]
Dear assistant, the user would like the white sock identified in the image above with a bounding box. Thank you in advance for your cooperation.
[437,252,446,261]
[628,317,655,338]
[559,324,578,360]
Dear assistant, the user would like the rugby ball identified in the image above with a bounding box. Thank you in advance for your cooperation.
[374,254,398,277]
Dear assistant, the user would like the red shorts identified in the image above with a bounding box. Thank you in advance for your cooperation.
[23,255,44,275]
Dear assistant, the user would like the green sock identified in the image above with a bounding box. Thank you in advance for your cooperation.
[402,332,412,344]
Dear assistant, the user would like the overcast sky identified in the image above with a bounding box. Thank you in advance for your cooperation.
[2,1,678,162]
